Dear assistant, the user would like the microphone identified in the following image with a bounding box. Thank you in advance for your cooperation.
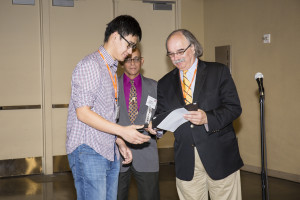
[255,72,264,96]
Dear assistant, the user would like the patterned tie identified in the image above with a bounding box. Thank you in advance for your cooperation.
[128,80,138,124]
[183,70,193,105]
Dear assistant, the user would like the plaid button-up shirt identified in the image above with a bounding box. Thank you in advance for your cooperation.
[66,46,119,161]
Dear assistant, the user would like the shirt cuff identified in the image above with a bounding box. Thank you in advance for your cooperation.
[204,123,209,132]
[156,130,164,138]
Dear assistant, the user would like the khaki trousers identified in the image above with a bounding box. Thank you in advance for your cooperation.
[176,148,242,200]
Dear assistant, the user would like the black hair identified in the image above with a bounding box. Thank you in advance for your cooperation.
[104,15,142,43]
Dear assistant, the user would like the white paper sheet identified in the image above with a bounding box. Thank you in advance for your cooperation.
[157,108,189,132]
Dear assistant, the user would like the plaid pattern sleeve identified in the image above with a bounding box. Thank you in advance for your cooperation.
[72,58,100,108]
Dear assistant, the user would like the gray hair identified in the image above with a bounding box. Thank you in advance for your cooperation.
[166,29,203,58]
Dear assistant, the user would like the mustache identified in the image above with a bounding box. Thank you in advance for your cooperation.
[174,58,185,64]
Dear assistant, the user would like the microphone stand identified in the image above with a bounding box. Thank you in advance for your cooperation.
[259,91,269,200]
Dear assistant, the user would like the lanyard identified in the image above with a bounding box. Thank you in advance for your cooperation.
[98,50,118,103]
[180,64,198,101]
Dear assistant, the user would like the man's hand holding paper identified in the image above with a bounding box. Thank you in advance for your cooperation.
[183,109,208,126]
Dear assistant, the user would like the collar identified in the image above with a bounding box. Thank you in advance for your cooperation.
[180,58,198,77]
[124,73,141,85]
[99,46,118,72]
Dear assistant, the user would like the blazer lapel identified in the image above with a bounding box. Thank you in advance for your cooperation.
[135,75,148,124]
[118,74,125,107]
[118,74,131,124]
[172,69,185,106]
[193,60,207,103]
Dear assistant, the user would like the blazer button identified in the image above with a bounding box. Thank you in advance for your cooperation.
[191,144,195,147]
[190,124,194,128]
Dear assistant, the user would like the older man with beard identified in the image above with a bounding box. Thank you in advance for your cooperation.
[155,29,244,200]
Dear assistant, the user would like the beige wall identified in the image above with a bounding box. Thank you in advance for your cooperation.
[181,0,205,52]
[200,0,300,179]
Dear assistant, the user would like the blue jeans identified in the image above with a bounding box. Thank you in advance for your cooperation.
[68,144,120,200]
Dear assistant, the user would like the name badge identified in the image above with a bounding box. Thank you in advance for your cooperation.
[146,96,157,109]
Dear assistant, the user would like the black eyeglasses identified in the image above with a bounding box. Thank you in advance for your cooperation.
[166,44,191,58]
[124,57,143,64]
[120,34,137,50]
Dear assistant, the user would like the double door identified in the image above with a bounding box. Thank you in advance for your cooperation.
[0,0,177,176]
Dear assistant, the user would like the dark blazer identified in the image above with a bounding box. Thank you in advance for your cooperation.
[118,74,159,173]
[155,60,243,181]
